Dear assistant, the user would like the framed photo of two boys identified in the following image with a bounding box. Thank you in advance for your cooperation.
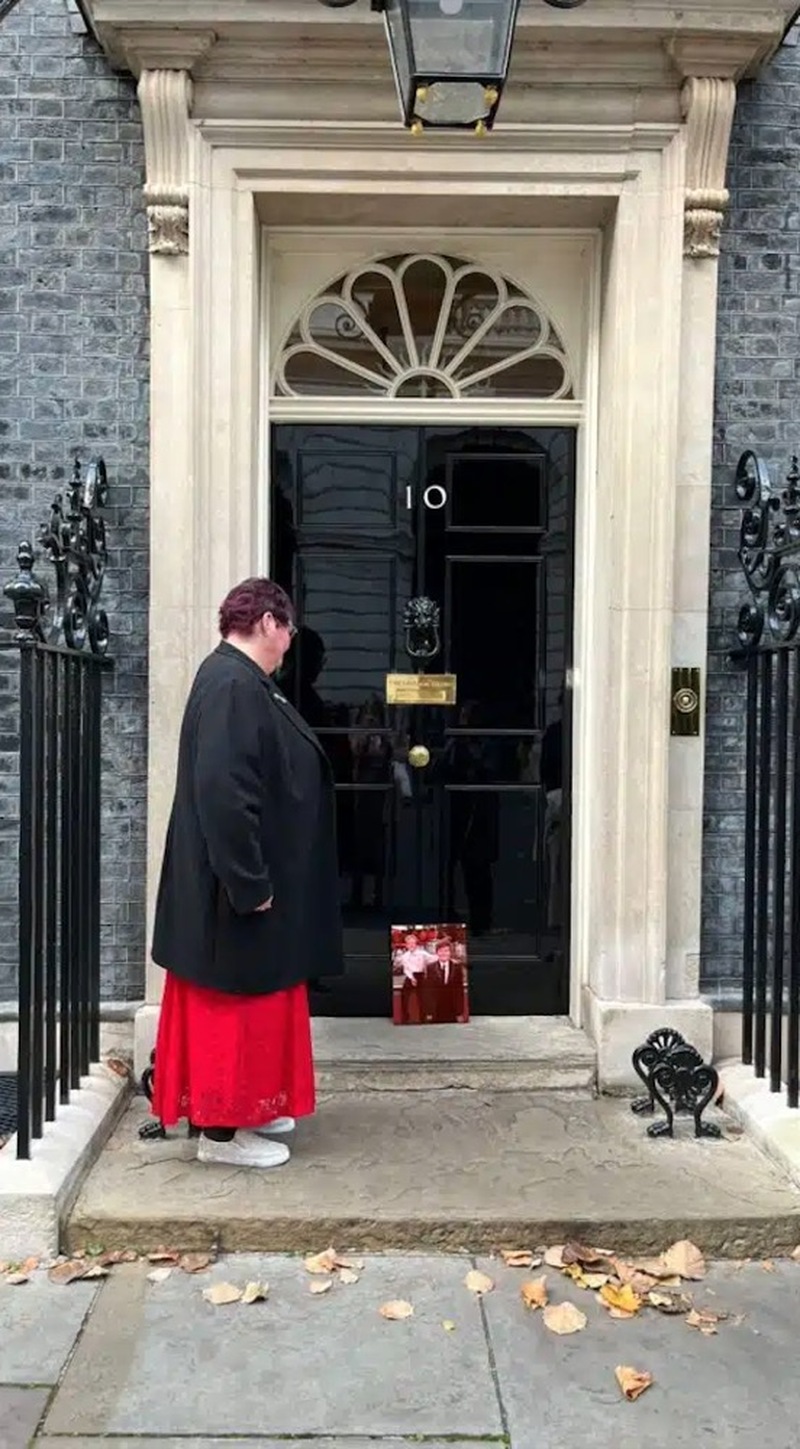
[391,924,470,1026]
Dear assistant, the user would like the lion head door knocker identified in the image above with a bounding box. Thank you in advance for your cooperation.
[404,596,441,662]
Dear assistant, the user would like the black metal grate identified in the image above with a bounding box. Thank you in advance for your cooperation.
[0,1073,17,1139]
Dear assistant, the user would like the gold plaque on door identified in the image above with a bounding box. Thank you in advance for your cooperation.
[385,673,457,706]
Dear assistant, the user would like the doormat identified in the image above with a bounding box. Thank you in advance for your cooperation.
[391,923,470,1026]
[0,1072,17,1140]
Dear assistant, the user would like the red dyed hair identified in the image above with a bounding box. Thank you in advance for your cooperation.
[218,577,294,639]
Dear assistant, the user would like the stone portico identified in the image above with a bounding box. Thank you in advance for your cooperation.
[81,0,799,1089]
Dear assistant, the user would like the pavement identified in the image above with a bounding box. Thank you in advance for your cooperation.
[65,1090,800,1256]
[4,1250,800,1449]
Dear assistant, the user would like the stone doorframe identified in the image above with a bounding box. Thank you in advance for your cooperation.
[120,16,768,1086]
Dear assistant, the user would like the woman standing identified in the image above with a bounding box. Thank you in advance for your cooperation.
[150,578,343,1169]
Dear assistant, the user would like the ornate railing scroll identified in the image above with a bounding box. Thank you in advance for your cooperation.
[733,449,800,653]
[4,456,110,654]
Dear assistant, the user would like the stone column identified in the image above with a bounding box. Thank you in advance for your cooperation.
[134,68,196,1071]
[667,77,736,999]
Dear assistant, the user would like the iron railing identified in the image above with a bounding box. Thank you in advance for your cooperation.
[731,449,800,1107]
[1,458,112,1158]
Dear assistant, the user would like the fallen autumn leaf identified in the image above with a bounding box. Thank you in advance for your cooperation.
[338,1268,360,1285]
[599,1283,642,1317]
[304,1248,338,1275]
[520,1277,548,1310]
[500,1249,538,1269]
[241,1282,268,1304]
[379,1299,414,1320]
[48,1260,88,1286]
[180,1253,213,1275]
[686,1308,719,1336]
[544,1246,566,1269]
[615,1366,654,1401]
[309,1279,333,1296]
[202,1282,243,1306]
[662,1240,706,1281]
[542,1301,587,1335]
[464,1269,494,1296]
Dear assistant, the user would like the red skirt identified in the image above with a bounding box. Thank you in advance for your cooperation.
[151,973,316,1129]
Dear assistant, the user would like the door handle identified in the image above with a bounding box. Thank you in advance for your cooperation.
[408,744,431,769]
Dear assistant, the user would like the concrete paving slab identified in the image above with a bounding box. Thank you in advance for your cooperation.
[66,1091,800,1256]
[42,1256,503,1439]
[480,1258,800,1449]
[39,1442,494,1449]
[0,1387,50,1449]
[0,1277,98,1385]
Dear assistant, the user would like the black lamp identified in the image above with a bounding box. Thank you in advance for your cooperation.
[317,0,588,133]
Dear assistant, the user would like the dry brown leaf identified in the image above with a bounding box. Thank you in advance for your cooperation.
[464,1269,494,1296]
[686,1308,718,1336]
[309,1278,333,1296]
[791,1246,800,1263]
[180,1253,213,1275]
[82,1265,110,1280]
[147,1267,172,1285]
[562,1242,611,1269]
[615,1366,654,1402]
[600,1283,642,1316]
[379,1299,414,1320]
[241,1281,268,1304]
[148,1249,180,1265]
[338,1268,360,1286]
[334,1254,364,1271]
[661,1240,706,1282]
[646,1290,693,1315]
[500,1249,537,1269]
[520,1276,548,1311]
[4,1273,30,1286]
[0,1262,8,1274]
[762,1259,776,1273]
[19,1256,39,1274]
[544,1245,566,1269]
[48,1260,89,1286]
[203,1282,243,1306]
[564,1264,609,1291]
[542,1301,587,1335]
[304,1248,338,1275]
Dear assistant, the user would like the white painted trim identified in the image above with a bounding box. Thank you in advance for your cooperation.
[267,398,585,426]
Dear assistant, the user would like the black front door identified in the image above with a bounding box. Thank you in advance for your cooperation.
[271,424,574,1016]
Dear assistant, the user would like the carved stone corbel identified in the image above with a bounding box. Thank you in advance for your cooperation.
[137,70,193,257]
[681,77,737,260]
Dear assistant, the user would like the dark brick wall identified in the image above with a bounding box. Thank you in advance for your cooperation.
[702,29,800,997]
[0,0,149,1001]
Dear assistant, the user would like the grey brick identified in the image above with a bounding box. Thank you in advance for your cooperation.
[0,0,148,1003]
[703,42,800,990]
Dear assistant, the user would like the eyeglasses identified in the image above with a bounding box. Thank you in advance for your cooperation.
[265,612,297,639]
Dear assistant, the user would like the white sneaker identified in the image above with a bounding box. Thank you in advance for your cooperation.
[197,1130,290,1169]
[253,1116,295,1137]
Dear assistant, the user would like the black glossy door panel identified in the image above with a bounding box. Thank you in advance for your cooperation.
[271,425,574,1016]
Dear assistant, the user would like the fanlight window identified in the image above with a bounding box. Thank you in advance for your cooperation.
[274,253,573,401]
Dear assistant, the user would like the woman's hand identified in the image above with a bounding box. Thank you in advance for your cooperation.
[255,897,274,912]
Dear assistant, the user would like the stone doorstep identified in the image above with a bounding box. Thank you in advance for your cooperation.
[311,1016,597,1092]
[65,1089,800,1259]
[0,1066,129,1261]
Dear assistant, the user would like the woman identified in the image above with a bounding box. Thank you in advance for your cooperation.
[150,578,343,1169]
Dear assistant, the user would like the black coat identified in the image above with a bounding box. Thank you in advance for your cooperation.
[152,642,344,996]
